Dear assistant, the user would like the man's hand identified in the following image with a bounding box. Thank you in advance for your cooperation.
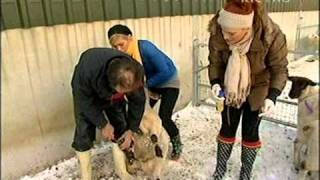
[101,123,114,141]
[259,99,275,117]
[119,130,134,150]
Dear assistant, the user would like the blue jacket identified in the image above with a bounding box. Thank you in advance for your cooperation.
[138,40,177,88]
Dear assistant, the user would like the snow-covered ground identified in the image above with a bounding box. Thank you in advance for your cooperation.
[21,57,318,180]
[21,104,297,180]
[288,55,319,82]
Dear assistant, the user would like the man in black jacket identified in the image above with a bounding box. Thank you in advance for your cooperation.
[71,48,146,180]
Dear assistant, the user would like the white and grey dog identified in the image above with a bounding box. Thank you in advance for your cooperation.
[112,106,170,180]
[288,76,319,180]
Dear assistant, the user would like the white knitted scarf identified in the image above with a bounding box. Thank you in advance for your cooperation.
[224,29,253,108]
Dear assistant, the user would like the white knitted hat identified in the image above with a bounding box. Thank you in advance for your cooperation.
[217,8,254,29]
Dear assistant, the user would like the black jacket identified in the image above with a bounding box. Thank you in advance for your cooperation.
[71,48,146,132]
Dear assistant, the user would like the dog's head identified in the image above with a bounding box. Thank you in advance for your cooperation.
[288,76,317,99]
[130,132,163,162]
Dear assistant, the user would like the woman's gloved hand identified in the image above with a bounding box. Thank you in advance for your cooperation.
[148,90,161,100]
[259,99,275,117]
[211,84,222,98]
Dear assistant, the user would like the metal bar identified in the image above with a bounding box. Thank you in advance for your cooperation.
[196,65,209,73]
[198,102,297,128]
[192,39,200,106]
[276,99,299,105]
[197,100,215,107]
[298,24,319,29]
[194,42,208,48]
[288,50,319,56]
[199,84,211,88]
[262,117,297,128]
[294,0,303,60]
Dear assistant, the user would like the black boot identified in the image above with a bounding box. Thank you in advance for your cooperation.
[239,146,259,180]
[171,135,183,160]
[213,141,234,180]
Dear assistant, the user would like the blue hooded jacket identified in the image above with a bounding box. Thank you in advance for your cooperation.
[138,40,178,88]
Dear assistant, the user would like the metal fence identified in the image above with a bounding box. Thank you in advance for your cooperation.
[192,39,298,128]
[291,1,319,58]
[293,24,319,58]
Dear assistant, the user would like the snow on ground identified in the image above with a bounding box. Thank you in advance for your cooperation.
[288,55,319,82]
[21,104,298,180]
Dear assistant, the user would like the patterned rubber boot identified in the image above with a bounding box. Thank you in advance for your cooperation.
[171,134,183,160]
[239,145,260,180]
[213,141,234,180]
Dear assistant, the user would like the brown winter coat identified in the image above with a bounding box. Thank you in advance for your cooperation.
[208,9,288,111]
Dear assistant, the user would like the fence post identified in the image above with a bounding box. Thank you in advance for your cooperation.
[192,39,200,106]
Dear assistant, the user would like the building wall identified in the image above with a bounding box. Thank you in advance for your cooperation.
[2,0,317,30]
[1,11,318,179]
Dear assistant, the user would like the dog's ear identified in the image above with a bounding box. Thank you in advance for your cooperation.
[288,76,295,81]
[288,76,316,99]
[308,80,317,86]
[299,77,317,87]
[289,76,316,86]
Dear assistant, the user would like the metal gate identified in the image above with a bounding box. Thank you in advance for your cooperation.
[293,0,319,58]
[293,24,319,59]
[192,39,298,128]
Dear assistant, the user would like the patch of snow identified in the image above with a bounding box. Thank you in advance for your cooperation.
[20,104,298,180]
[288,55,319,83]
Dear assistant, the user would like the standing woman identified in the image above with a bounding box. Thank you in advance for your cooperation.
[208,0,288,179]
[107,25,183,160]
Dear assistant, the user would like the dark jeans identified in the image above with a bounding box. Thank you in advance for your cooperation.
[149,87,180,139]
[219,102,262,143]
[72,100,127,152]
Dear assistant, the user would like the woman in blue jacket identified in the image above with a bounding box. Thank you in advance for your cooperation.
[107,24,182,160]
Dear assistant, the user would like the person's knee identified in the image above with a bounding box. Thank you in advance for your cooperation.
[72,138,93,152]
[158,110,173,122]
[242,123,260,142]
[219,130,236,139]
[220,125,237,138]
[73,120,96,152]
[242,134,260,143]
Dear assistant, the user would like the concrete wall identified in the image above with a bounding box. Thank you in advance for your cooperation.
[1,11,318,179]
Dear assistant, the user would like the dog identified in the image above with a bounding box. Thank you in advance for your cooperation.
[112,108,170,180]
[288,76,319,180]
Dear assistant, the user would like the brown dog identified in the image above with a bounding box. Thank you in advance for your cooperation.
[112,108,170,180]
[288,76,319,180]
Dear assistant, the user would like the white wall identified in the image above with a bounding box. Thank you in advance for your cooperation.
[1,11,318,179]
